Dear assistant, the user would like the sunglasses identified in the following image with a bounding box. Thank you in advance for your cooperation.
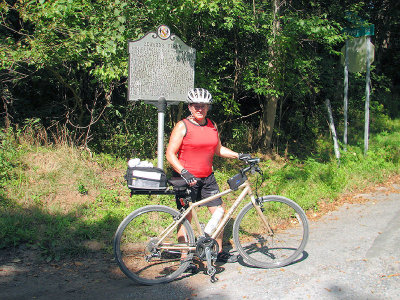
[190,103,209,110]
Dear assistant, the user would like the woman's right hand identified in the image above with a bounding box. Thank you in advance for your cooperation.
[180,169,197,186]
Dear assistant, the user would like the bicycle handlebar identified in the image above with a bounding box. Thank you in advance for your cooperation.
[240,157,262,176]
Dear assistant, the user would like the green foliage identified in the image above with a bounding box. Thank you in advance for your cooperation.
[77,184,88,195]
[251,119,400,212]
[1,0,134,82]
[0,129,19,191]
[1,0,399,157]
[90,102,159,159]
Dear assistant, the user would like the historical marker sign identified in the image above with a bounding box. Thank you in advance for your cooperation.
[128,25,196,104]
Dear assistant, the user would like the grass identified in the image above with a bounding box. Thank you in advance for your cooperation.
[0,119,399,260]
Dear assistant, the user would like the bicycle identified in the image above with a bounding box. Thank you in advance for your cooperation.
[113,157,309,285]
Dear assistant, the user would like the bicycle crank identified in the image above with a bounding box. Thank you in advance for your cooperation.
[205,246,218,283]
[196,236,219,260]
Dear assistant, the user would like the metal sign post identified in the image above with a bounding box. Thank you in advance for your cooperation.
[325,99,341,162]
[156,97,167,169]
[343,40,349,151]
[127,25,196,169]
[342,21,374,155]
[364,37,371,155]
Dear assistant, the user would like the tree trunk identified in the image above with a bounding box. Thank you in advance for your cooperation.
[259,95,278,148]
[259,0,281,149]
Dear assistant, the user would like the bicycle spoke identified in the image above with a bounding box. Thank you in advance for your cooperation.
[114,206,195,285]
[234,197,308,268]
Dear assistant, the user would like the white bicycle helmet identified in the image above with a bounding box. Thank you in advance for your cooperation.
[187,88,213,104]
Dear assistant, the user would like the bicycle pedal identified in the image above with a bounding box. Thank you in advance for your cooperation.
[210,275,219,283]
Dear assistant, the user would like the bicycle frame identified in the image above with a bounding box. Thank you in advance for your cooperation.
[156,178,271,252]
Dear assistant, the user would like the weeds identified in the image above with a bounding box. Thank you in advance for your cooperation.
[78,184,89,195]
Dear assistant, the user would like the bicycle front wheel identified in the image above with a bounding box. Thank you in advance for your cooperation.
[233,196,309,268]
[113,205,195,285]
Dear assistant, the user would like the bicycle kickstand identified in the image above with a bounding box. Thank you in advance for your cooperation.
[204,246,218,283]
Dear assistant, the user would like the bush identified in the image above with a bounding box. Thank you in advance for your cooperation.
[0,129,19,189]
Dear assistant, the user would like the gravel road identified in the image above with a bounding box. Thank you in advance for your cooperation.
[1,181,399,300]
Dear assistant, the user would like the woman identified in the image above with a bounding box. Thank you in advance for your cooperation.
[166,88,249,263]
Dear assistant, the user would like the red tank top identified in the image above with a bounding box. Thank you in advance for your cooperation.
[178,118,219,178]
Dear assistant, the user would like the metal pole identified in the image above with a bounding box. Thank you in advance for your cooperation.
[325,99,341,161]
[364,36,371,156]
[157,97,167,169]
[343,39,349,151]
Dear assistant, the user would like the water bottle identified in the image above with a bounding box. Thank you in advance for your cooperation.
[204,206,224,235]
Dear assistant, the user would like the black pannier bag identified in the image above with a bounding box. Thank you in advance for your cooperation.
[125,167,167,191]
[227,172,247,190]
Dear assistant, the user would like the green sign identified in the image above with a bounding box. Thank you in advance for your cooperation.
[343,25,375,37]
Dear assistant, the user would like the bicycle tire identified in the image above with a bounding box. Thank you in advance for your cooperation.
[233,195,309,268]
[113,205,195,285]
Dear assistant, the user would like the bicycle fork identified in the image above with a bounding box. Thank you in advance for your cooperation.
[252,196,274,236]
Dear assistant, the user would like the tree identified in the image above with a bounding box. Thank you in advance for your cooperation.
[0,0,141,146]
[259,0,281,149]
[1,0,398,158]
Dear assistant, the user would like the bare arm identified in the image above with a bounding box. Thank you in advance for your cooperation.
[215,139,240,159]
[166,121,187,174]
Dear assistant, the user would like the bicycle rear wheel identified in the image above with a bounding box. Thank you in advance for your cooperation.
[233,196,309,268]
[113,205,195,285]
